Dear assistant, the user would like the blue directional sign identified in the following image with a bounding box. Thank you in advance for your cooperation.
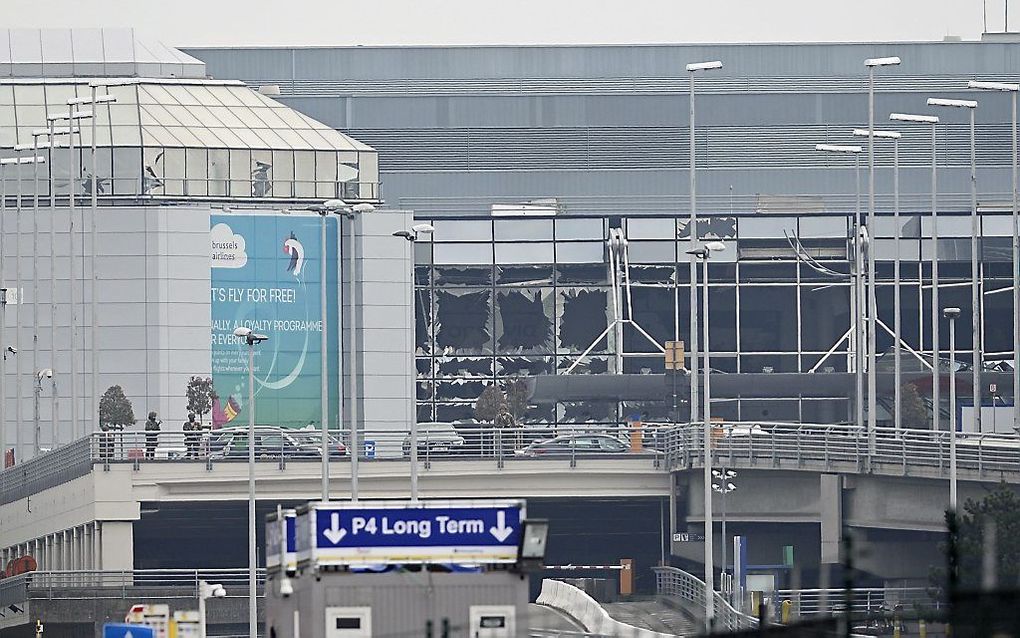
[299,499,524,566]
[266,508,297,572]
[103,624,156,638]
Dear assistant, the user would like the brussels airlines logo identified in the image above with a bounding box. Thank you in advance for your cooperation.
[283,232,304,276]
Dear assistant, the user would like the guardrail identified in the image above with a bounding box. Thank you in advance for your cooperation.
[0,568,264,606]
[4,421,1020,505]
[666,422,1020,481]
[774,587,937,618]
[653,566,758,633]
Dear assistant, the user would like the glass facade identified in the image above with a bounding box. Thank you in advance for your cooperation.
[414,212,1016,426]
[0,80,379,201]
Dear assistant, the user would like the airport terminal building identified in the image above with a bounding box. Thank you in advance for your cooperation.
[190,38,1020,429]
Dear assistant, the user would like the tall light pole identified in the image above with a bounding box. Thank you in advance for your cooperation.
[0,157,16,461]
[49,107,94,440]
[394,224,435,503]
[685,60,723,425]
[967,81,1019,430]
[70,90,116,435]
[928,98,981,434]
[944,307,961,510]
[816,144,864,429]
[342,202,375,503]
[864,57,901,436]
[310,199,346,502]
[43,118,77,444]
[687,239,725,632]
[853,128,903,429]
[10,149,47,460]
[233,325,268,638]
[712,467,736,600]
[891,113,940,429]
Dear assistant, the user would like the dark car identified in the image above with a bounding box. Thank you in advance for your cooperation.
[515,433,651,457]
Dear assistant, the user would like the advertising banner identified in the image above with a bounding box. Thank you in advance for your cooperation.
[210,213,339,429]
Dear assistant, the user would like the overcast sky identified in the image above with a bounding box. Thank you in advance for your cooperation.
[4,0,1007,47]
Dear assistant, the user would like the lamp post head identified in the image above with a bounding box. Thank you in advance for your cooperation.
[927,97,978,109]
[968,80,1019,92]
[686,61,723,72]
[815,144,863,154]
[392,230,414,241]
[943,307,962,320]
[351,203,376,214]
[865,56,901,67]
[233,326,268,345]
[411,223,435,236]
[852,128,901,139]
[890,113,939,124]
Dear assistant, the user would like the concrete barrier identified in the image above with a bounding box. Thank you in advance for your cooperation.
[537,578,678,637]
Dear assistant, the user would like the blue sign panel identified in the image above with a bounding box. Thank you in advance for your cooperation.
[103,624,156,638]
[303,500,524,565]
[209,213,340,429]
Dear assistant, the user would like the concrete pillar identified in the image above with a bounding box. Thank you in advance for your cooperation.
[98,521,134,571]
[820,473,843,565]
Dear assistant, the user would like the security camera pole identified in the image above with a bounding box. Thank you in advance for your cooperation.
[393,223,436,503]
[198,580,226,638]
[33,369,52,457]
[233,325,268,638]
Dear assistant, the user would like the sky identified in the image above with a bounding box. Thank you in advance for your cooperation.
[2,0,1008,47]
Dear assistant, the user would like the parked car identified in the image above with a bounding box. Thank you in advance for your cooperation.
[208,426,346,460]
[515,433,653,457]
[402,423,466,458]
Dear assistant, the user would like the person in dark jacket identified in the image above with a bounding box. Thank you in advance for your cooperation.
[144,411,161,459]
[183,413,200,458]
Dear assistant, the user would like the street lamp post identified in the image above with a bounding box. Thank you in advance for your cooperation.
[0,157,16,461]
[967,81,1019,431]
[685,60,723,426]
[49,107,93,441]
[42,119,77,445]
[853,128,903,429]
[341,202,375,502]
[864,56,901,439]
[233,326,268,638]
[712,468,737,600]
[928,98,980,434]
[816,144,864,429]
[394,223,436,504]
[944,307,961,510]
[687,239,725,632]
[70,90,116,435]
[10,149,47,460]
[891,113,940,429]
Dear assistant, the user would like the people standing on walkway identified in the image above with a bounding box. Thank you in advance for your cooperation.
[183,412,200,458]
[145,411,161,459]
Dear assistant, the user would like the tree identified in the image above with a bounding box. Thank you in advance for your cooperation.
[474,384,507,424]
[99,385,136,431]
[900,383,929,430]
[930,483,1020,600]
[186,376,214,425]
[502,377,530,427]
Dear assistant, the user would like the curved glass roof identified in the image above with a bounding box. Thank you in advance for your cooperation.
[0,78,378,202]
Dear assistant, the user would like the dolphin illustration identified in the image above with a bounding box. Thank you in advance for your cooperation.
[283,232,304,276]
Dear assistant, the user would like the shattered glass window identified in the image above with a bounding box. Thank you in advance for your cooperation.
[435,289,492,355]
[495,288,554,354]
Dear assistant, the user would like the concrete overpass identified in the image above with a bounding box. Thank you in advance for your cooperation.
[2,424,1018,590]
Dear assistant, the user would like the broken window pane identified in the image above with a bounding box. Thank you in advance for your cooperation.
[557,288,610,353]
[495,288,554,354]
[435,289,492,354]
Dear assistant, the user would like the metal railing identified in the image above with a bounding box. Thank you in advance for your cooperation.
[653,566,758,633]
[0,568,264,605]
[773,587,935,618]
[5,421,1020,505]
[665,422,1020,481]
